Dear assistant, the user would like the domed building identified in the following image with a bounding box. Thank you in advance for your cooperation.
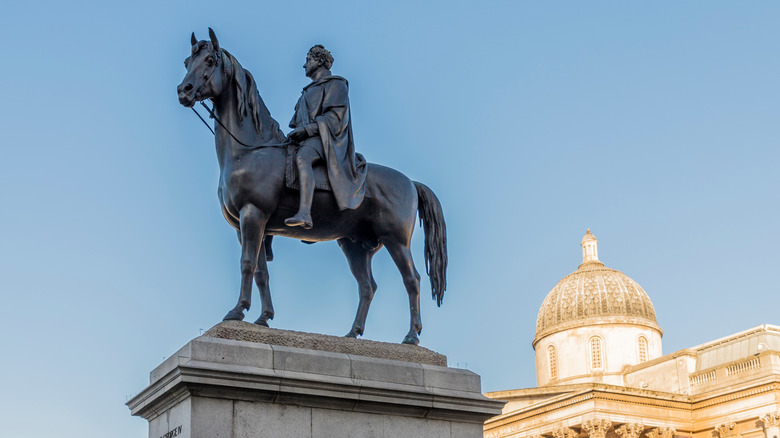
[534,230,662,386]
[484,231,780,438]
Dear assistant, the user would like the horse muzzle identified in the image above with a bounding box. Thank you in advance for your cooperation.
[177,82,198,107]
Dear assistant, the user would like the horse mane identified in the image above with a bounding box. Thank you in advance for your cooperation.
[221,49,285,143]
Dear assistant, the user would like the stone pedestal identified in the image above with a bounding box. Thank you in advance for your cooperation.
[127,322,504,438]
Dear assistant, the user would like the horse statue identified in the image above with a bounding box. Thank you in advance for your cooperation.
[176,29,446,345]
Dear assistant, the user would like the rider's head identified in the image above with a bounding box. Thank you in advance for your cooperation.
[307,45,333,70]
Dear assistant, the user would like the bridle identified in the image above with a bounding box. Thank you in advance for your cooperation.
[189,46,290,150]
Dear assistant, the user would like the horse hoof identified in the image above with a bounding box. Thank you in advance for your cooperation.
[223,309,245,321]
[402,334,419,346]
[344,331,358,339]
[254,318,269,327]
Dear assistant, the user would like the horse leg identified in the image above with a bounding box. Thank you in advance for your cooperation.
[263,235,274,262]
[223,204,266,321]
[339,238,379,338]
[252,239,274,326]
[384,240,423,345]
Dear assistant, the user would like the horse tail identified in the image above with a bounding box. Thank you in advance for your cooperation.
[413,181,447,307]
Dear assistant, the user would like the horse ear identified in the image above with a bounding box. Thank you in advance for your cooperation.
[191,32,197,46]
[208,27,220,52]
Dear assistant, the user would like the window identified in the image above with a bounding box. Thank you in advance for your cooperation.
[548,345,558,380]
[590,337,603,369]
[638,336,648,362]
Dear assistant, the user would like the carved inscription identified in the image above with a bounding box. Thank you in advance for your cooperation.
[160,425,182,438]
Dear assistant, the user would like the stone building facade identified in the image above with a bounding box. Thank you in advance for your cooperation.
[484,231,780,438]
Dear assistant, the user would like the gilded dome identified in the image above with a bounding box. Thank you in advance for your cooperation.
[533,231,661,345]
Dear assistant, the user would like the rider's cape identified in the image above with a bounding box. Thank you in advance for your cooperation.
[290,75,367,211]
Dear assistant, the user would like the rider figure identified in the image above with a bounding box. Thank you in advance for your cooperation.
[286,45,367,229]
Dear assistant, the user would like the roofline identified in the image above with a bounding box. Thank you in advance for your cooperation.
[686,323,780,351]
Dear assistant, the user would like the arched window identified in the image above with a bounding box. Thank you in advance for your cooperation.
[638,336,648,362]
[548,345,558,380]
[589,337,603,369]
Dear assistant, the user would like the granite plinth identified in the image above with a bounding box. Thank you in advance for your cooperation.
[204,320,447,366]
[127,324,504,438]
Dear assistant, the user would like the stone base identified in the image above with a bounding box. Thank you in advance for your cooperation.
[127,322,504,438]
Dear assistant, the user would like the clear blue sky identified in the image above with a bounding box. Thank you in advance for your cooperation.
[1,1,778,436]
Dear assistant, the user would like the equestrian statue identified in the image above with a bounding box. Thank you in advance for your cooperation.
[176,29,446,345]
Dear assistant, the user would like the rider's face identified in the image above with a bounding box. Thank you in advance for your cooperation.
[304,54,321,78]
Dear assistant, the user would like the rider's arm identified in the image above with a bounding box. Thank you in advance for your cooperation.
[304,123,319,137]
[311,80,349,136]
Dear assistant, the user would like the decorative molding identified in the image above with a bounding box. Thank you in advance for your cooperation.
[489,388,694,428]
[583,419,613,438]
[484,392,593,428]
[646,427,676,438]
[595,392,690,411]
[693,383,780,410]
[757,413,780,429]
[694,325,779,353]
[553,427,580,438]
[616,423,645,438]
[712,423,738,438]
[487,382,780,434]
[484,422,529,438]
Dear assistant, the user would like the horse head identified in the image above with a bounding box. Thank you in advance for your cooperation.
[177,29,284,141]
[177,28,229,108]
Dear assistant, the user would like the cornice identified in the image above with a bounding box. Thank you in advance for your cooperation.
[689,325,780,352]
[485,379,780,434]
[485,386,691,430]
[692,380,780,410]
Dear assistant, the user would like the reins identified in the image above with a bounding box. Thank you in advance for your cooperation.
[187,43,290,150]
[192,102,290,150]
[191,105,215,135]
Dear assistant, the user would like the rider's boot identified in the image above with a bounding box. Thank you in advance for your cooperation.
[285,162,315,229]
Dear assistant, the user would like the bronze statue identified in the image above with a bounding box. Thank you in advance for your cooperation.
[286,45,366,229]
[176,29,447,345]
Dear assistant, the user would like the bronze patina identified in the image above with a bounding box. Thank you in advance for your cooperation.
[176,29,447,345]
[286,44,367,229]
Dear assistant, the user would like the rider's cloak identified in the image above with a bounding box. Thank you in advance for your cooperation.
[290,75,367,211]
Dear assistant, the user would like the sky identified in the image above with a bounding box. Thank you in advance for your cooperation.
[1,1,779,436]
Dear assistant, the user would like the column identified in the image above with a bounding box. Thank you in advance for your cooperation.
[712,423,737,438]
[646,427,676,438]
[583,419,613,438]
[757,413,780,438]
[553,428,580,438]
[616,423,645,438]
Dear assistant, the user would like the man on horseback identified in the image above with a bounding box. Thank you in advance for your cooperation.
[285,45,367,229]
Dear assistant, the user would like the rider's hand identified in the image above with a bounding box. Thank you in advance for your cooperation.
[288,127,307,142]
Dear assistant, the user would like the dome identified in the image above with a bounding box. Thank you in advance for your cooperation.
[533,231,661,346]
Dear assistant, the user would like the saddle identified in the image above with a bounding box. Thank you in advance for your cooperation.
[284,145,332,192]
[284,146,371,197]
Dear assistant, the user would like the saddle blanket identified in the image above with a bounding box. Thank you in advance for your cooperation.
[284,146,370,198]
